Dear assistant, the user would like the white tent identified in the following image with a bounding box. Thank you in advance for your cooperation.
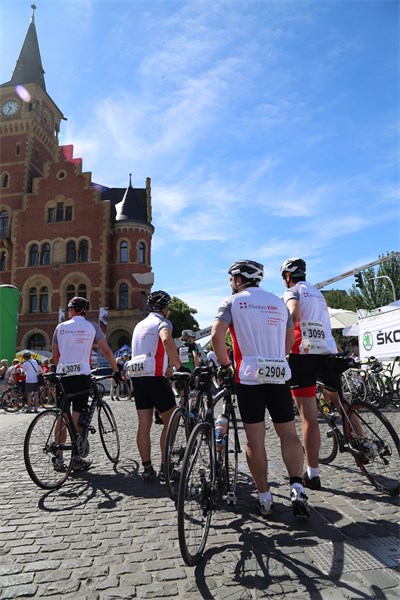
[328,308,358,329]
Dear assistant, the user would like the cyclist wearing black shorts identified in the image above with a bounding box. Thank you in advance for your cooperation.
[211,260,309,518]
[281,258,338,491]
[51,297,121,471]
[129,291,190,482]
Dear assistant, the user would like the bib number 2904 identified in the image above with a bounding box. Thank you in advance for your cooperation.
[256,358,286,384]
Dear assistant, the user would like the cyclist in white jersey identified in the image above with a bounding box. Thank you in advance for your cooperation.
[129,290,191,483]
[52,297,121,471]
[211,260,309,518]
[281,258,339,491]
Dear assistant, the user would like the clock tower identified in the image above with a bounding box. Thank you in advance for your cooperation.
[0,3,64,198]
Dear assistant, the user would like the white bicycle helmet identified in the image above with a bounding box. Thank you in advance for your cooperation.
[228,260,264,284]
[147,290,171,311]
[181,330,195,341]
[280,258,306,277]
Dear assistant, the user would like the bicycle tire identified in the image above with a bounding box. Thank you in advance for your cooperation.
[164,406,187,501]
[344,401,399,496]
[316,392,338,464]
[39,384,56,409]
[24,409,74,489]
[177,422,214,566]
[224,405,239,500]
[98,402,120,463]
[1,388,25,412]
[96,382,106,400]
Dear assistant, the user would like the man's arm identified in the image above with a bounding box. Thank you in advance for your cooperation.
[97,339,119,373]
[286,298,301,327]
[285,326,295,355]
[159,328,182,370]
[211,320,230,366]
[51,342,59,367]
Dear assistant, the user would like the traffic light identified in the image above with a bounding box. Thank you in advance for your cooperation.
[354,272,364,289]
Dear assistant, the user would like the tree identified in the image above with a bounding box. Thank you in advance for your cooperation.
[322,289,354,310]
[167,296,200,338]
[348,252,399,311]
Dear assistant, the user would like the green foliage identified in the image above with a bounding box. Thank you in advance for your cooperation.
[322,289,354,311]
[348,252,399,310]
[168,296,200,338]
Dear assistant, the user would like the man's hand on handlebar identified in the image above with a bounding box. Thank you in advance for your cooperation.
[113,370,122,384]
[217,364,234,379]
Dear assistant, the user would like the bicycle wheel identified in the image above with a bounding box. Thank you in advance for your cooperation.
[96,383,106,400]
[24,409,74,489]
[178,422,214,566]
[98,402,120,463]
[344,401,399,496]
[1,389,24,412]
[164,406,188,501]
[224,405,238,502]
[316,392,338,464]
[39,384,56,408]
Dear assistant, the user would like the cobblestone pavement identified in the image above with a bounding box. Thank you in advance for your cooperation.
[0,398,399,600]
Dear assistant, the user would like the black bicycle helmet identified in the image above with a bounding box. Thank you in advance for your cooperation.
[280,258,306,277]
[22,351,31,359]
[228,260,264,284]
[147,290,171,311]
[67,296,90,314]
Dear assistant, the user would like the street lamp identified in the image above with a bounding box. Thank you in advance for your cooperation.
[367,275,397,302]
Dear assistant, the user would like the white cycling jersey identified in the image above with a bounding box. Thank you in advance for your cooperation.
[284,280,337,355]
[52,316,105,376]
[130,312,172,377]
[215,286,292,385]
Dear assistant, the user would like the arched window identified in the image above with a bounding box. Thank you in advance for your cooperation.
[28,333,46,351]
[66,240,76,263]
[40,243,50,265]
[0,173,9,188]
[0,251,6,271]
[29,244,39,266]
[77,284,87,298]
[119,241,128,263]
[78,239,89,263]
[66,285,75,304]
[29,287,38,312]
[119,283,129,309]
[39,287,48,312]
[0,210,9,238]
[138,241,146,264]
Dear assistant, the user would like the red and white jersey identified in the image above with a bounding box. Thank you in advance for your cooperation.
[284,280,337,355]
[130,312,172,377]
[215,286,292,385]
[53,316,105,376]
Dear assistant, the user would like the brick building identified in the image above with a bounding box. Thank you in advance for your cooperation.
[0,7,154,354]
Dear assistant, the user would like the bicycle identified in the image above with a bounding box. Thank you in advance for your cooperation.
[23,369,120,490]
[177,374,241,566]
[1,384,26,412]
[164,366,211,501]
[317,355,399,496]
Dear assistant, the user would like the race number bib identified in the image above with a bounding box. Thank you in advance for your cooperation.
[179,347,190,363]
[60,362,81,376]
[128,355,155,377]
[300,320,329,354]
[255,358,286,384]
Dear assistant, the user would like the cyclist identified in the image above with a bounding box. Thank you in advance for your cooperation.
[178,330,199,372]
[211,259,309,518]
[0,359,8,396]
[51,297,121,471]
[22,351,43,413]
[130,290,191,483]
[281,257,338,491]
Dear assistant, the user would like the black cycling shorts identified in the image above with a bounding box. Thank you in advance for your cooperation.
[288,354,340,392]
[59,375,91,413]
[133,376,176,413]
[236,381,295,424]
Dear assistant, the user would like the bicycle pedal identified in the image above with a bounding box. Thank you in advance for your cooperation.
[226,492,237,505]
[88,426,96,434]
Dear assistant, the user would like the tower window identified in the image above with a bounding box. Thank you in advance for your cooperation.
[40,243,50,265]
[119,241,128,263]
[29,244,39,266]
[1,173,9,188]
[29,287,38,312]
[66,240,76,263]
[39,287,48,312]
[78,239,89,263]
[138,241,146,264]
[16,143,20,157]
[47,207,55,223]
[56,202,64,221]
[119,283,129,309]
[0,210,9,238]
[27,333,46,351]
[65,206,73,221]
[0,251,6,271]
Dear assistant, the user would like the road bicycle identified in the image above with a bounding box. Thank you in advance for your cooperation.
[164,366,211,501]
[1,384,26,412]
[340,366,366,403]
[24,369,120,490]
[177,374,241,566]
[317,356,399,496]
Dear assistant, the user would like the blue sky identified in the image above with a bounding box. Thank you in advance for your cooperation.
[1,0,399,329]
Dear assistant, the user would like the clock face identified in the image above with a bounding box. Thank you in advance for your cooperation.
[1,99,20,117]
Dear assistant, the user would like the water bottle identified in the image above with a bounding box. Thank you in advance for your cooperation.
[318,397,331,414]
[215,414,228,451]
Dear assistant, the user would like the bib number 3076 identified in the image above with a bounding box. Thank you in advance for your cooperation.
[256,358,286,384]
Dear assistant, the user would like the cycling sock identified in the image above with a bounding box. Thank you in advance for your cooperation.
[258,491,272,503]
[307,467,319,478]
[289,476,303,486]
[142,460,152,471]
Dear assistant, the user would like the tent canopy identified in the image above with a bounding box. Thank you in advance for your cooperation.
[328,308,358,329]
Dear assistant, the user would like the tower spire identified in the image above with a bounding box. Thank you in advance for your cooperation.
[31,3,37,23]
